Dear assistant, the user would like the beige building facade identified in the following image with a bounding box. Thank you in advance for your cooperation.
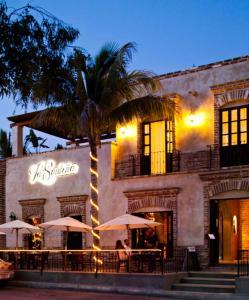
[3,55,249,266]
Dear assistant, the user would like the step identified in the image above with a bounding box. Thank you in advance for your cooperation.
[172,283,235,293]
[182,277,235,286]
[189,271,236,279]
[208,266,237,272]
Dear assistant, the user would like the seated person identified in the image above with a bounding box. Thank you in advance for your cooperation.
[115,240,125,250]
[115,240,128,271]
[123,239,131,256]
[147,229,158,248]
[115,240,127,259]
[137,238,148,249]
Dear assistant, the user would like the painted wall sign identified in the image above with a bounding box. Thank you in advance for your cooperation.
[28,159,79,185]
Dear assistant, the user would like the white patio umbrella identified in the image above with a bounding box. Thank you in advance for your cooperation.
[0,220,39,249]
[39,217,92,250]
[95,213,161,231]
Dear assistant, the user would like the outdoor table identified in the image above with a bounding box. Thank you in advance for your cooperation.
[131,251,159,273]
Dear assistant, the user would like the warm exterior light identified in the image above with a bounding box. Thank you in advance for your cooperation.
[184,112,206,127]
[233,215,237,234]
[117,124,137,139]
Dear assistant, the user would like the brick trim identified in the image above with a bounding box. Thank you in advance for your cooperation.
[57,195,88,218]
[211,78,249,94]
[211,79,249,162]
[18,198,46,221]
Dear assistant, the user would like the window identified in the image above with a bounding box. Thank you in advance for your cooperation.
[141,120,173,175]
[220,105,249,167]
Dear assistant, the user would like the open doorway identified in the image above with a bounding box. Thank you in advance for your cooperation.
[67,215,83,250]
[131,211,173,257]
[25,216,42,250]
[210,198,249,264]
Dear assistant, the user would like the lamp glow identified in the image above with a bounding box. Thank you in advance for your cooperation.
[233,215,237,235]
[184,112,205,127]
[117,124,136,139]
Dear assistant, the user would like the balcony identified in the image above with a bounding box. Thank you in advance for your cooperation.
[114,145,219,179]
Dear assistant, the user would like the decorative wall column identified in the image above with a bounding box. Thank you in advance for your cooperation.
[12,126,23,157]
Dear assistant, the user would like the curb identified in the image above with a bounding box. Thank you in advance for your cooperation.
[9,280,249,300]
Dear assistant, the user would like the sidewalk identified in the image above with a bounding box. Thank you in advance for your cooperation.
[9,280,249,300]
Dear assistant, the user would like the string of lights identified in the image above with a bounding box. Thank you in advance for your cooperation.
[89,151,102,266]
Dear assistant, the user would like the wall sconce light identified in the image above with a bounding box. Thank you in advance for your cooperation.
[9,212,16,221]
[233,215,237,235]
[185,109,205,127]
[117,123,137,139]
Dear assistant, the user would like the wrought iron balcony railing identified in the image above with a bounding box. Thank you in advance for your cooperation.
[114,145,219,179]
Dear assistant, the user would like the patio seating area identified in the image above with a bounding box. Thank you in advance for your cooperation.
[0,248,190,275]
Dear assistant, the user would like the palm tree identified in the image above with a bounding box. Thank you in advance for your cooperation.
[24,129,49,154]
[0,129,12,158]
[33,42,175,255]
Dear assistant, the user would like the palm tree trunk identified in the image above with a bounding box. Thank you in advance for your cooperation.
[90,143,100,249]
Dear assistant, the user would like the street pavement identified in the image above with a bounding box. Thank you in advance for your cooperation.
[0,286,179,300]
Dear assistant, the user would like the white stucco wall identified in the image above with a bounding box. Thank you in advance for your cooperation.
[5,143,204,249]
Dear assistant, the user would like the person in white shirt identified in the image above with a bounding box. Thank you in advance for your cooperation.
[124,239,131,256]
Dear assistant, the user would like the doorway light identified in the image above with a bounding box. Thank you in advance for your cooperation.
[233,215,237,235]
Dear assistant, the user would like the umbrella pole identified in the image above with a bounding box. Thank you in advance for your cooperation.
[16,228,19,250]
[64,227,69,270]
[65,227,68,250]
[15,228,19,269]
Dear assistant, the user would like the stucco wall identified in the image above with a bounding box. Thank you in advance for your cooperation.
[159,61,249,152]
[5,143,204,249]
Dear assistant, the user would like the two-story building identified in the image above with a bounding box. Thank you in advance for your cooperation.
[3,54,249,267]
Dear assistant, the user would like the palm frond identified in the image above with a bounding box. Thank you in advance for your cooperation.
[107,95,176,126]
[32,106,83,138]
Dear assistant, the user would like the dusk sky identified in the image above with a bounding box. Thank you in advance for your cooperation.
[1,0,249,147]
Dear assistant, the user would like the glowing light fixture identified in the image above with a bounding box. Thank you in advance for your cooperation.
[233,215,237,234]
[184,111,206,127]
[117,123,136,139]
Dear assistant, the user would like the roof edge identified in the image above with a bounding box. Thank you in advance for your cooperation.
[156,55,249,80]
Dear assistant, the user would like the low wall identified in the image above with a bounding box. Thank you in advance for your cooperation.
[236,277,249,294]
[14,270,187,292]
